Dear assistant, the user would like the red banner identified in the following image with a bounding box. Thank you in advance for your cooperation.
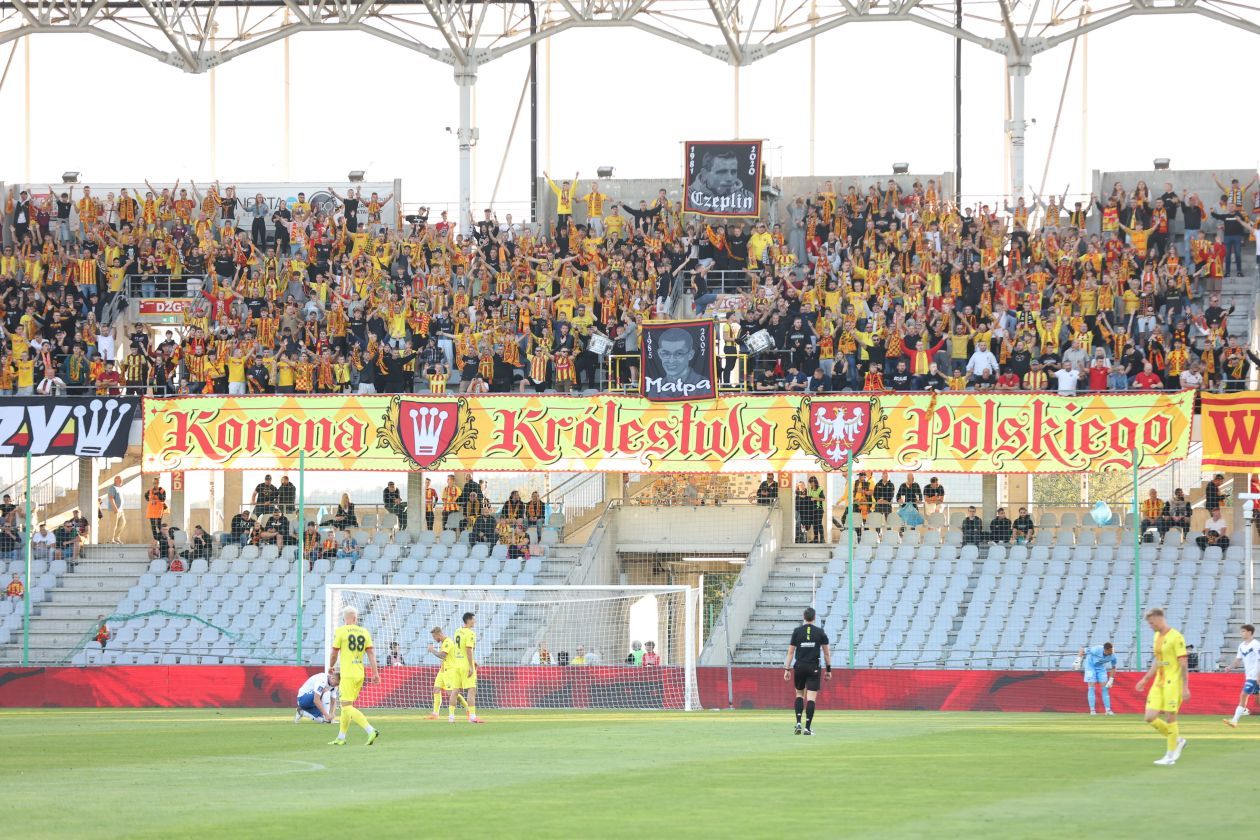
[0,666,1246,713]
[137,299,189,316]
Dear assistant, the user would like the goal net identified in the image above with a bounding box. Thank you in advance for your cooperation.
[324,585,700,710]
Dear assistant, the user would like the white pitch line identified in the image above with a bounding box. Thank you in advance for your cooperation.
[237,757,328,776]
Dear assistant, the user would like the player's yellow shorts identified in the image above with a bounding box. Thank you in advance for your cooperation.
[1146,677,1183,714]
[433,669,456,692]
[340,672,365,704]
[452,666,477,690]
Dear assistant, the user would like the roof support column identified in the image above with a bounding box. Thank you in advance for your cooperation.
[456,62,478,232]
[1006,57,1030,199]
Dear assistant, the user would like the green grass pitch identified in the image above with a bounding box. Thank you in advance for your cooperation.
[6,708,1260,838]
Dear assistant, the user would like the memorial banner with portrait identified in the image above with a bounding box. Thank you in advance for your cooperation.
[640,320,718,402]
[682,140,762,218]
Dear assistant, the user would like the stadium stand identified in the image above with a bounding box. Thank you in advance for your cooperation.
[0,169,1256,667]
[4,171,1256,398]
[734,521,1246,669]
[48,525,581,665]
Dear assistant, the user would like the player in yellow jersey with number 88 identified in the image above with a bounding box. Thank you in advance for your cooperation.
[327,605,381,746]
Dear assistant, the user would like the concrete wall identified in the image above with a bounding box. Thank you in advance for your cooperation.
[535,172,954,229]
[1092,168,1258,235]
[615,504,771,554]
[698,504,782,667]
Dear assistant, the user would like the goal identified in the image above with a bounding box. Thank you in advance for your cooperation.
[324,585,701,711]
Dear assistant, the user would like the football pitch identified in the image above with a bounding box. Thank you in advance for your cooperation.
[6,708,1260,838]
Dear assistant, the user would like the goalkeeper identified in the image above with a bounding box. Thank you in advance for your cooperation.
[1076,642,1117,715]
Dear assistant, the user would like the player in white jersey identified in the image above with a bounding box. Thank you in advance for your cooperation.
[1223,623,1259,728]
[294,671,339,723]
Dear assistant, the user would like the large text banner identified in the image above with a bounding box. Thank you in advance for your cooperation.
[1201,391,1260,471]
[142,392,1193,474]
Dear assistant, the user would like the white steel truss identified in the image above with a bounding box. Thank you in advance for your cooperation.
[4,1,1259,204]
[2,0,1258,73]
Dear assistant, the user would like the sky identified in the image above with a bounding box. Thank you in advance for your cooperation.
[2,13,1258,219]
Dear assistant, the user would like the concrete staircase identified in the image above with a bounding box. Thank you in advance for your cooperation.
[1226,571,1260,667]
[731,545,831,666]
[1217,256,1256,351]
[0,544,149,665]
[537,544,584,586]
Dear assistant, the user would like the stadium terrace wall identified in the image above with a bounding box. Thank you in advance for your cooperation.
[1092,168,1256,235]
[534,173,955,228]
[0,666,1245,712]
[12,181,401,230]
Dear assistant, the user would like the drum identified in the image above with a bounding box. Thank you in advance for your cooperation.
[587,333,613,356]
[744,329,774,356]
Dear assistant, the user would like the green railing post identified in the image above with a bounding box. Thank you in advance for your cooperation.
[22,452,31,666]
[846,457,855,669]
[1132,448,1141,670]
[297,451,305,665]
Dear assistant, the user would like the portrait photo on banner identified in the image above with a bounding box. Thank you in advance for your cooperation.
[682,140,762,217]
[640,320,718,401]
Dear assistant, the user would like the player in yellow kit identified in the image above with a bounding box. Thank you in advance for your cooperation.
[327,605,380,746]
[451,611,483,723]
[1134,608,1189,766]
[426,626,469,721]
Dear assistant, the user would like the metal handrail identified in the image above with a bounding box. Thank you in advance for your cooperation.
[124,273,209,299]
[0,455,81,520]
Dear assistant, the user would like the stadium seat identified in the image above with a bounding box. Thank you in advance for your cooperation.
[439,530,458,547]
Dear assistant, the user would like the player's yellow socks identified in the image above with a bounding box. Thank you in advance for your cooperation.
[468,705,476,719]
[457,694,469,709]
[1150,718,1169,737]
[338,705,352,740]
[432,693,443,716]
[348,705,371,733]
[1166,721,1179,754]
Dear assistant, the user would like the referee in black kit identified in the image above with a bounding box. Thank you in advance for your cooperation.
[784,607,832,735]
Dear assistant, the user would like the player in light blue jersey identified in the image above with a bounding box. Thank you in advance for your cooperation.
[1076,642,1117,715]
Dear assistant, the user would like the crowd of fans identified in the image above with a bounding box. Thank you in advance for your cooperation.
[215,474,546,569]
[814,471,1240,552]
[2,173,1256,397]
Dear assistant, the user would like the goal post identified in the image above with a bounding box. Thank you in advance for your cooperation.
[324,585,702,711]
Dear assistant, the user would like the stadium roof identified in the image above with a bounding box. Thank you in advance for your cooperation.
[2,0,1259,72]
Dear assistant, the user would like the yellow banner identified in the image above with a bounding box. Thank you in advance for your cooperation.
[141,392,1193,474]
[1201,391,1260,471]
